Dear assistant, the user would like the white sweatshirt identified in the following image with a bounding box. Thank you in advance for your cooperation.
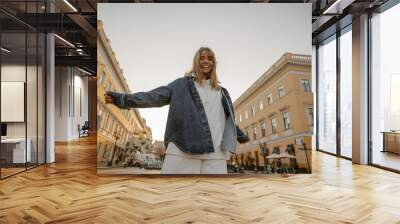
[165,79,228,160]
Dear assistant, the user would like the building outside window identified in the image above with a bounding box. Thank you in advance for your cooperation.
[300,79,311,92]
[283,112,291,130]
[278,85,285,98]
[267,93,273,105]
[260,119,266,137]
[270,118,277,134]
[259,100,264,111]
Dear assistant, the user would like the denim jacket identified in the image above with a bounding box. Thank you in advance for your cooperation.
[107,76,249,155]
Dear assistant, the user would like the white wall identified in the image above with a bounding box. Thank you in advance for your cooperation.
[54,67,89,141]
[1,65,33,138]
[1,63,46,164]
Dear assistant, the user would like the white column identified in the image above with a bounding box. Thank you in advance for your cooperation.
[312,45,317,151]
[45,0,56,163]
[46,32,55,163]
[352,14,369,164]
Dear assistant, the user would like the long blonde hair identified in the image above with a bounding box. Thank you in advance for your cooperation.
[185,47,221,90]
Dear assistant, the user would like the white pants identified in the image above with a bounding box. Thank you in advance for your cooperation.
[161,154,227,174]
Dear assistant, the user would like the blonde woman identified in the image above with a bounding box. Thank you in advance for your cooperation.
[105,47,249,174]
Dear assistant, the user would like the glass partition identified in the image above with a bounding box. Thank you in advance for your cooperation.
[1,31,28,177]
[339,27,352,158]
[371,3,400,171]
[317,35,337,154]
[0,1,46,179]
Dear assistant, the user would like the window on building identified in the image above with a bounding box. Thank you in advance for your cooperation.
[270,118,277,134]
[267,93,273,105]
[245,127,250,139]
[245,110,248,119]
[251,106,255,116]
[99,71,106,86]
[106,117,111,130]
[98,108,104,130]
[300,79,311,92]
[252,125,257,140]
[260,119,266,137]
[108,119,114,132]
[283,112,291,130]
[103,114,110,130]
[239,114,242,123]
[278,85,285,98]
[259,100,264,111]
[306,106,314,125]
[106,81,112,91]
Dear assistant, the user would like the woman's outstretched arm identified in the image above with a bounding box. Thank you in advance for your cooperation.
[105,85,171,109]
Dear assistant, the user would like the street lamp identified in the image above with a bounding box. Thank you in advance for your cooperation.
[299,139,311,174]
[259,142,270,174]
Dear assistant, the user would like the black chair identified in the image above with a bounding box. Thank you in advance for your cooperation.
[79,121,90,138]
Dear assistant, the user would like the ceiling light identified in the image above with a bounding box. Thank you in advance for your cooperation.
[54,34,75,48]
[78,67,93,76]
[1,47,11,53]
[323,0,343,14]
[63,0,78,12]
[323,0,355,15]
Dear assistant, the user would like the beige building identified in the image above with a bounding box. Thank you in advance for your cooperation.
[97,20,152,168]
[233,53,313,173]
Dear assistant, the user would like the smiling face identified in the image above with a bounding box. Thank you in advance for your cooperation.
[199,50,214,77]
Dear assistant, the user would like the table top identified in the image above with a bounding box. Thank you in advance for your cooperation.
[1,138,31,143]
[381,131,400,134]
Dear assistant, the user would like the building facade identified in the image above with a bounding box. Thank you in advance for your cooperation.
[97,21,152,168]
[233,53,313,173]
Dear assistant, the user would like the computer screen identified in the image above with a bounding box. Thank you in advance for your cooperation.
[1,123,7,137]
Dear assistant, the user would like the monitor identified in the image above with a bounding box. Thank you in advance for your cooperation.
[1,123,7,137]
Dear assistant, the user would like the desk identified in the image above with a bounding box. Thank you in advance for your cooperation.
[381,131,400,154]
[1,138,32,163]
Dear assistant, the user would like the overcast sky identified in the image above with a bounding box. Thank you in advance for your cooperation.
[98,3,311,142]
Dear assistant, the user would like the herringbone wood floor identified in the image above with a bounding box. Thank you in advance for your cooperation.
[1,135,400,224]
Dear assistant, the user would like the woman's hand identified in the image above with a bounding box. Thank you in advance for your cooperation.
[104,92,114,104]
